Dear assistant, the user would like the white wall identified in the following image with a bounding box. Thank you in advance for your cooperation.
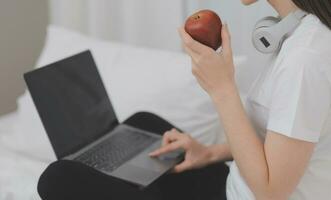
[49,1,276,54]
[49,0,185,51]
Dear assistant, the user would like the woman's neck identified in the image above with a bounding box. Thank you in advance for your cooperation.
[268,0,298,18]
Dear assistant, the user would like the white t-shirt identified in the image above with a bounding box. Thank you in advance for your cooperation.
[226,14,331,200]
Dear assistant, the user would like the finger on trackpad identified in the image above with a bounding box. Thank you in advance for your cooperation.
[158,149,185,160]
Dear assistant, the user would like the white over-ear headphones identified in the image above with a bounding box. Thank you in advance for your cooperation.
[252,9,308,54]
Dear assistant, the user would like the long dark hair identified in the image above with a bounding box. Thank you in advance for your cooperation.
[292,0,331,29]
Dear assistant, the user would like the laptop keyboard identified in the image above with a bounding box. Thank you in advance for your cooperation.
[73,127,159,172]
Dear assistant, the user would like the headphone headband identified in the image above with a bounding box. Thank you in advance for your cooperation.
[293,9,308,20]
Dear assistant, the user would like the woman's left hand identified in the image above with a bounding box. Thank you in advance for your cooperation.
[179,24,236,100]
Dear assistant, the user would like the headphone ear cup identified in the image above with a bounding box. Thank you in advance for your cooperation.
[252,10,307,54]
[252,17,281,53]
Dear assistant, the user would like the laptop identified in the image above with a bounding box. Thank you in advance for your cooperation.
[24,50,183,187]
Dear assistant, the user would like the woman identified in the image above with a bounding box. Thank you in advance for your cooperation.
[151,0,331,199]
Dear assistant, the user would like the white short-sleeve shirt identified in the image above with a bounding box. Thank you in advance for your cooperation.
[226,14,331,200]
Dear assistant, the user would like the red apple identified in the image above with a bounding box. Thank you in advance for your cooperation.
[184,10,222,50]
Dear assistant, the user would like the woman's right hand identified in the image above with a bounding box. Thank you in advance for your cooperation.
[149,129,215,173]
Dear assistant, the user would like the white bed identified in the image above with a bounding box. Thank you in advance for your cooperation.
[0,26,248,200]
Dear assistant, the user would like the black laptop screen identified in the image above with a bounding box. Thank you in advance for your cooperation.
[24,51,119,159]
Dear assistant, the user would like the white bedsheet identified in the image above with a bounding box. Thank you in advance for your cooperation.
[0,145,46,200]
[0,25,248,199]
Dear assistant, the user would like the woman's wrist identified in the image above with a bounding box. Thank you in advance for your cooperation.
[210,79,237,103]
[207,144,232,164]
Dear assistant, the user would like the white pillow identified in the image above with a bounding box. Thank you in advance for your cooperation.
[0,25,247,162]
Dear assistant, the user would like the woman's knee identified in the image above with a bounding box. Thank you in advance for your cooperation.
[37,160,81,199]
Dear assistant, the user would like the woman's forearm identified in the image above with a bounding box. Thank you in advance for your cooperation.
[211,83,271,198]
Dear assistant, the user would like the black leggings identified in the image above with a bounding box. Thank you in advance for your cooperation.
[38,112,229,200]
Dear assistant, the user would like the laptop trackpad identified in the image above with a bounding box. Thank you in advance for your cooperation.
[110,141,179,187]
[110,163,161,187]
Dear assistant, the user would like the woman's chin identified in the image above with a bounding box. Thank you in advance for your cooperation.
[240,0,258,6]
